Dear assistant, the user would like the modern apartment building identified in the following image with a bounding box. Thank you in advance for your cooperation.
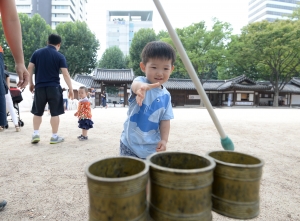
[106,10,153,56]
[15,0,87,29]
[248,0,300,23]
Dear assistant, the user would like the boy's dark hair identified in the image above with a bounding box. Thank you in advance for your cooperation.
[141,41,176,65]
[48,34,62,45]
[79,86,88,93]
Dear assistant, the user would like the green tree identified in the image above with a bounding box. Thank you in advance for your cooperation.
[289,2,300,19]
[129,28,157,76]
[98,46,125,69]
[218,35,260,80]
[0,13,52,71]
[55,21,100,77]
[163,19,232,82]
[226,20,300,106]
[124,54,130,69]
[156,30,169,40]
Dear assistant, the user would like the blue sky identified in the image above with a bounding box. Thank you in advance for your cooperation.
[86,0,249,59]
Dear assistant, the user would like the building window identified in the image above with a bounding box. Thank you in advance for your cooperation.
[57,13,69,17]
[53,5,68,9]
[16,5,30,9]
[241,93,249,101]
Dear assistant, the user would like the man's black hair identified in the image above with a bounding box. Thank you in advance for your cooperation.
[141,41,176,65]
[48,34,62,45]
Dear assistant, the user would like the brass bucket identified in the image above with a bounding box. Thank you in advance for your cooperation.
[147,152,216,221]
[85,157,149,221]
[207,151,264,219]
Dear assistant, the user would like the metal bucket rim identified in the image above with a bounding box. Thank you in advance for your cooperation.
[146,151,216,174]
[206,150,264,168]
[85,156,149,182]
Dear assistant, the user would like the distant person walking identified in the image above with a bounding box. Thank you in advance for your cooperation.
[28,34,74,144]
[62,88,68,110]
[4,65,20,131]
[101,90,107,109]
[90,87,96,109]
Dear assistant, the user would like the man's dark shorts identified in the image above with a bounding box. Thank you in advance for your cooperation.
[31,86,64,117]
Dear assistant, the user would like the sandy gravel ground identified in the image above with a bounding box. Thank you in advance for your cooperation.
[0,106,299,221]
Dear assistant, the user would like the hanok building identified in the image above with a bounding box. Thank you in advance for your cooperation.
[164,76,272,106]
[74,69,134,106]
[74,69,300,107]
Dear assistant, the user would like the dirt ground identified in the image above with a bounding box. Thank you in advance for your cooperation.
[0,106,299,221]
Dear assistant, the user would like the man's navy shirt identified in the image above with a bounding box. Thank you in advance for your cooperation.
[30,45,67,89]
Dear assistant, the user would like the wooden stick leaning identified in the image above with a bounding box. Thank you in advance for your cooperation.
[153,0,234,150]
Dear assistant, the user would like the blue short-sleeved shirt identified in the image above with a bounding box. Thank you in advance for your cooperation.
[30,45,67,88]
[120,76,174,159]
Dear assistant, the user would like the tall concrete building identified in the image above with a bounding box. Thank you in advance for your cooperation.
[106,10,153,56]
[248,0,300,23]
[15,0,87,29]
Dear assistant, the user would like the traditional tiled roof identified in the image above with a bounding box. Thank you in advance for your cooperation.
[73,74,101,88]
[164,75,270,91]
[256,79,300,93]
[280,83,300,93]
[92,68,134,82]
[232,84,271,91]
[163,79,201,90]
[291,77,300,87]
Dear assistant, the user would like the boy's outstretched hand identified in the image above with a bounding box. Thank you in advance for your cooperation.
[156,140,167,152]
[136,82,160,106]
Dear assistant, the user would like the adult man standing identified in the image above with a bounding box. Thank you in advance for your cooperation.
[90,87,96,109]
[28,34,74,144]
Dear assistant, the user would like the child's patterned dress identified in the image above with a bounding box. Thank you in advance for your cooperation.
[74,97,94,130]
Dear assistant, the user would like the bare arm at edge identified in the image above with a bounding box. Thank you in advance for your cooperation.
[0,0,29,88]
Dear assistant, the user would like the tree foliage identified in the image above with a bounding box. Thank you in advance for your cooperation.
[289,2,300,20]
[162,19,232,81]
[0,13,52,71]
[98,46,125,69]
[225,20,300,106]
[156,30,169,40]
[56,21,100,77]
[129,28,157,76]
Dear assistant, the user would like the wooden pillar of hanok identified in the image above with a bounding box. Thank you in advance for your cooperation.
[100,82,104,106]
[123,83,128,107]
[289,93,292,108]
[218,92,222,106]
[233,90,236,106]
